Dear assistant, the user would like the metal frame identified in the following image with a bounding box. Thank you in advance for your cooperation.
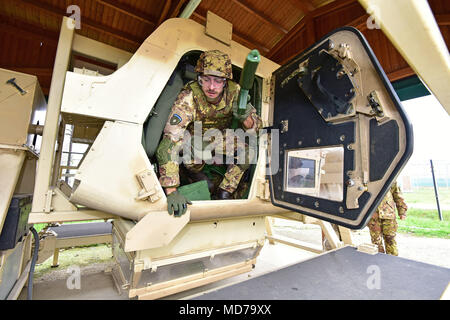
[29,17,133,224]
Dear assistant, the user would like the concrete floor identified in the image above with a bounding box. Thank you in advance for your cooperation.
[18,218,450,300]
[18,238,319,300]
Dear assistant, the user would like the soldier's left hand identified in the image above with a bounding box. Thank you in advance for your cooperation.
[400,215,406,220]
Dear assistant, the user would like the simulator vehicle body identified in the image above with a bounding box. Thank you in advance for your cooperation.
[1,0,449,300]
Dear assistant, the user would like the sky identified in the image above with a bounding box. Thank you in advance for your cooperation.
[398,94,450,185]
[401,94,450,164]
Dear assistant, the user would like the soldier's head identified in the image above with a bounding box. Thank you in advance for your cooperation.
[195,50,232,102]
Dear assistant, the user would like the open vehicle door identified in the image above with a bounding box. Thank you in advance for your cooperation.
[268,27,413,229]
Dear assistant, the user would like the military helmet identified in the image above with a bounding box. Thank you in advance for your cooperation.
[195,50,233,79]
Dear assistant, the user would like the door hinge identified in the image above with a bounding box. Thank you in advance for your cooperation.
[136,169,161,203]
[257,179,270,201]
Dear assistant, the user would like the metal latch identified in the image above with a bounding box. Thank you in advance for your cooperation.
[136,169,161,203]
[280,120,288,133]
[368,90,385,118]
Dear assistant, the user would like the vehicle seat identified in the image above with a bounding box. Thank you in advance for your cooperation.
[142,63,197,158]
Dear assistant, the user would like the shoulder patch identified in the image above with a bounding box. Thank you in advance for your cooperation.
[169,114,183,125]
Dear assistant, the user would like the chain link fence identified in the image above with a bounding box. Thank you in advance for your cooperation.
[399,160,450,191]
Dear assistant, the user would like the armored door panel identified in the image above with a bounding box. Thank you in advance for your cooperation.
[268,27,413,229]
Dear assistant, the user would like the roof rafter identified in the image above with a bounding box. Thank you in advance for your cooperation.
[0,14,59,46]
[95,0,156,26]
[170,0,188,18]
[230,0,288,34]
[267,17,309,59]
[436,14,450,26]
[191,12,270,53]
[19,0,143,47]
[157,0,172,26]
[286,0,316,14]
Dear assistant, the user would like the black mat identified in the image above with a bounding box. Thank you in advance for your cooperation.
[194,246,450,300]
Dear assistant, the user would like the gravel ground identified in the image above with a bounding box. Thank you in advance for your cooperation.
[272,219,450,269]
[33,220,449,285]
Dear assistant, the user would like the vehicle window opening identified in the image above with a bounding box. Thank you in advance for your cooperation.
[142,50,261,201]
[285,146,344,202]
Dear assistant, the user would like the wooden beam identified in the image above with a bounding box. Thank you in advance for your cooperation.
[170,0,188,18]
[157,0,172,26]
[347,13,370,30]
[19,0,143,47]
[232,31,270,54]
[95,0,156,26]
[267,16,309,59]
[4,67,53,77]
[436,14,450,26]
[387,66,415,82]
[268,0,364,61]
[286,0,316,13]
[191,12,270,53]
[230,0,288,34]
[312,0,358,18]
[0,14,59,45]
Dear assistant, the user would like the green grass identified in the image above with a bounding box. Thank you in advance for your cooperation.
[34,244,113,279]
[396,187,450,238]
[397,208,450,238]
[403,186,450,206]
[33,220,105,233]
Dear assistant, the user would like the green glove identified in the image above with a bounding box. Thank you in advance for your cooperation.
[167,191,192,217]
[232,100,254,122]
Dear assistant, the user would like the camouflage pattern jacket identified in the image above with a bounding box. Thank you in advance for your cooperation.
[156,80,261,188]
[372,181,408,220]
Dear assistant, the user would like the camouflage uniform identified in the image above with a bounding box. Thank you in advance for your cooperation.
[368,181,407,256]
[156,50,262,194]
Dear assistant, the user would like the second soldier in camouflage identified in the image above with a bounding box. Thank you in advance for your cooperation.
[368,181,407,256]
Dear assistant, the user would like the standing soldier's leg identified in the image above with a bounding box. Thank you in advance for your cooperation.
[382,218,398,256]
[368,217,384,253]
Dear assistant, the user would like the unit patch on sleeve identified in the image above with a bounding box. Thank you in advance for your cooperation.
[170,114,183,125]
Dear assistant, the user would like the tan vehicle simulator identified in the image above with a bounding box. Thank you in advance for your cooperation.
[1,0,449,300]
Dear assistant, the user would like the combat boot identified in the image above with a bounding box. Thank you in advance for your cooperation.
[214,188,233,200]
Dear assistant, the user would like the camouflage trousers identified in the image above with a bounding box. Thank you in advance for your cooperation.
[368,217,398,256]
[159,132,256,194]
[188,132,256,193]
[184,158,250,194]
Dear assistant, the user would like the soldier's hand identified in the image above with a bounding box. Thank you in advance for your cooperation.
[232,101,253,121]
[243,114,254,129]
[400,215,406,220]
[167,191,192,217]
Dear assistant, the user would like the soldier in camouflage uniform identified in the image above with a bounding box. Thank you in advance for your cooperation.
[368,181,407,256]
[156,50,262,215]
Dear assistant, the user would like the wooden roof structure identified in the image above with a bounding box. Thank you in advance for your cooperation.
[1,0,449,95]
